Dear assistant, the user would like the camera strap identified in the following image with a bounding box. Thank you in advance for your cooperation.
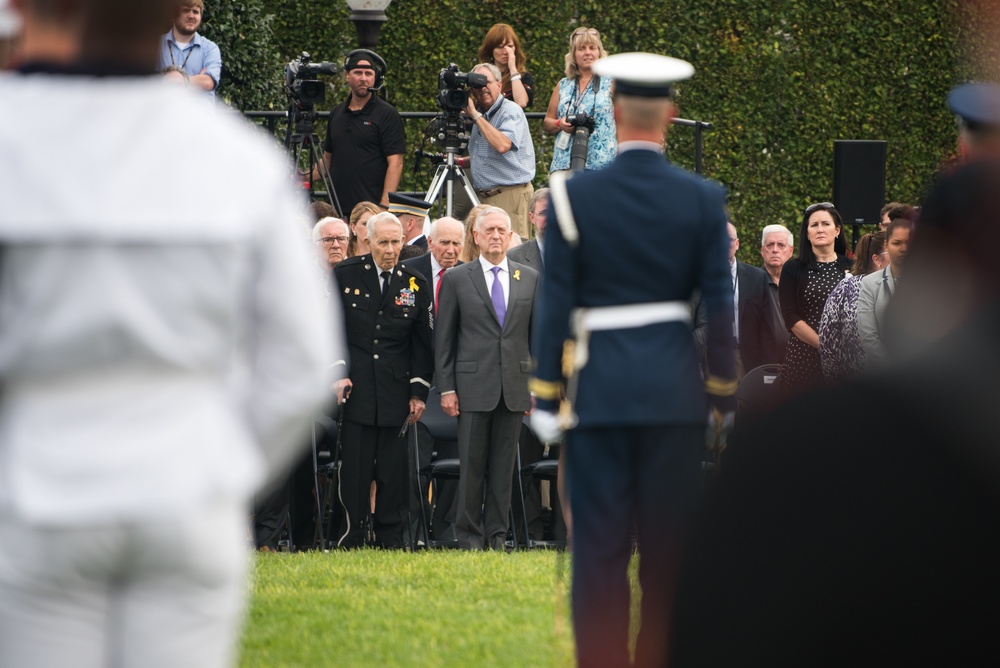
[168,41,195,72]
[569,75,600,116]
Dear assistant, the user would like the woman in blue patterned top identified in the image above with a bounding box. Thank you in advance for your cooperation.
[543,27,617,172]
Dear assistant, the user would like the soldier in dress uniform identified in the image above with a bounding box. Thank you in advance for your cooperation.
[529,52,737,667]
[332,212,434,548]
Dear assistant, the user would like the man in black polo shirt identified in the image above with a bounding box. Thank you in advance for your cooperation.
[321,50,406,213]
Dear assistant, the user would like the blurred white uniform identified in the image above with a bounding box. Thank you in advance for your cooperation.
[0,73,341,667]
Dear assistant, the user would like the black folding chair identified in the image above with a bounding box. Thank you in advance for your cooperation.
[416,387,461,548]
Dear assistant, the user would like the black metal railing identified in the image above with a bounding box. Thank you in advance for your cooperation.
[243,110,713,174]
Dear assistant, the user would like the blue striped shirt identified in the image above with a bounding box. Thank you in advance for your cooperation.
[469,97,536,190]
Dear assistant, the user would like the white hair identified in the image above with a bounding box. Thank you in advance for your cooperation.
[429,216,464,239]
[474,206,511,232]
[311,216,347,241]
[761,224,794,248]
[366,211,403,243]
[472,62,502,83]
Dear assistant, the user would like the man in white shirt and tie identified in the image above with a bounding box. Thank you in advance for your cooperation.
[434,206,539,550]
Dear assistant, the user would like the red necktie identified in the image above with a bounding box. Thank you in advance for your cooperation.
[435,268,445,314]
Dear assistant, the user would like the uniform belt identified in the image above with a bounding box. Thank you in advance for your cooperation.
[476,183,529,198]
[570,301,691,371]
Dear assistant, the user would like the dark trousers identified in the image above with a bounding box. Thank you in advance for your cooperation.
[338,421,408,548]
[568,425,703,668]
[455,403,521,550]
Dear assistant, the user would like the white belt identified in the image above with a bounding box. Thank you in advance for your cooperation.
[574,301,691,333]
[570,300,691,370]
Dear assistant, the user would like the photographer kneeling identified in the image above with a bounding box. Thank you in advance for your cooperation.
[466,63,536,239]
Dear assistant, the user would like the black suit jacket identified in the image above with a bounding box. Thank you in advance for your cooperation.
[506,238,542,273]
[406,254,464,311]
[333,255,434,427]
[736,261,778,371]
[693,261,780,373]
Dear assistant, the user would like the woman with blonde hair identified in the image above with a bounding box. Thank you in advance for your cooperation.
[348,201,381,257]
[459,204,490,263]
[476,23,534,109]
[543,27,616,172]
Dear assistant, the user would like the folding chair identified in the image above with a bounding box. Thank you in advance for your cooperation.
[514,420,564,549]
[416,387,461,548]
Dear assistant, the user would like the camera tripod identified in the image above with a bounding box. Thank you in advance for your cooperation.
[424,151,479,218]
[284,103,344,217]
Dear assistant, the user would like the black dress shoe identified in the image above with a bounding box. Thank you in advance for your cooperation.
[489,534,506,552]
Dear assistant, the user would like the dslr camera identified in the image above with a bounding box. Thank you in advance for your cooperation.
[437,64,488,113]
[285,52,338,108]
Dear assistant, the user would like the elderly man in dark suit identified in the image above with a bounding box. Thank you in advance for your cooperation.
[694,221,779,377]
[507,187,548,270]
[333,212,434,548]
[405,215,465,541]
[407,216,465,313]
[435,206,539,551]
[530,53,736,667]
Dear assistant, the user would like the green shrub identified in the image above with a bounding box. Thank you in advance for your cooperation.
[212,0,973,265]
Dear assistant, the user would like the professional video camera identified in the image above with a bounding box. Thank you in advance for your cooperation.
[436,63,488,113]
[565,110,596,171]
[285,52,338,108]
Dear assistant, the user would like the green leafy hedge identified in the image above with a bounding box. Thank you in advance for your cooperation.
[210,0,973,265]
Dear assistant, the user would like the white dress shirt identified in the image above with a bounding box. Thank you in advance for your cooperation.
[479,254,510,305]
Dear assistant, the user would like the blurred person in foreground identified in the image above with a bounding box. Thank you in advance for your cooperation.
[817,231,886,382]
[0,1,337,666]
[886,81,1000,357]
[530,53,735,667]
[671,157,1000,668]
[0,0,20,68]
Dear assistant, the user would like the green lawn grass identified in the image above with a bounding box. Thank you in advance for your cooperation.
[239,550,576,667]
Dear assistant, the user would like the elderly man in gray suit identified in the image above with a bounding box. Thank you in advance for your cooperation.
[507,187,548,270]
[435,206,540,550]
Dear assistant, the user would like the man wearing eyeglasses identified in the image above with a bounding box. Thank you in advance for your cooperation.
[467,62,536,239]
[313,216,351,270]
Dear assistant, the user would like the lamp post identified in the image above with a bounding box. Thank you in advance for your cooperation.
[346,0,391,51]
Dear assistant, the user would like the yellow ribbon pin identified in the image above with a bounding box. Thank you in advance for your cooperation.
[409,276,419,292]
[513,269,521,281]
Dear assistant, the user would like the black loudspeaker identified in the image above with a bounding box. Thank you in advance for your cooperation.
[833,140,887,227]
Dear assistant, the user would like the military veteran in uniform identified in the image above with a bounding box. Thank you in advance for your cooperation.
[332,212,434,548]
[530,53,737,667]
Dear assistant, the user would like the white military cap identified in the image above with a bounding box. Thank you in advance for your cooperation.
[0,0,21,38]
[593,52,694,98]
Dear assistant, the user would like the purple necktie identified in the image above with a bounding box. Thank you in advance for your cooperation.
[490,266,506,328]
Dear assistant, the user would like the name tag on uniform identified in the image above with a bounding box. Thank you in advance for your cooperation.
[396,289,416,307]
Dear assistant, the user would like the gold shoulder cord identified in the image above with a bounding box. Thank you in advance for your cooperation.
[704,375,738,397]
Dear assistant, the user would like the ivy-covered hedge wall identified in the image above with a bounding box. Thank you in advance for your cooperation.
[207,0,973,265]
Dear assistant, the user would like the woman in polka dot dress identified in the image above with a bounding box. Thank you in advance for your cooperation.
[777,202,853,399]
